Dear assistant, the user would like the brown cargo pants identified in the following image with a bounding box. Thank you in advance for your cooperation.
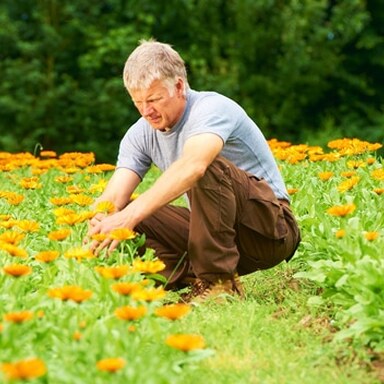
[135,156,301,287]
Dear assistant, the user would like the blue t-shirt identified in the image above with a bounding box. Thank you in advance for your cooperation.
[117,89,289,201]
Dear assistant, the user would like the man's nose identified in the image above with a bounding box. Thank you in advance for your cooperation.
[142,102,153,116]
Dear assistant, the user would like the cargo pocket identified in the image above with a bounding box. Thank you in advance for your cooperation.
[239,176,288,240]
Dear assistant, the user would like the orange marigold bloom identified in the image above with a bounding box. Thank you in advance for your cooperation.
[165,334,205,352]
[373,188,384,195]
[91,233,108,242]
[347,160,366,169]
[40,150,57,158]
[56,213,83,226]
[318,171,333,181]
[4,310,33,323]
[6,193,24,205]
[95,265,130,279]
[335,229,346,239]
[95,201,115,214]
[50,197,72,206]
[73,331,82,341]
[340,171,356,178]
[66,185,85,194]
[366,157,376,165]
[114,305,147,321]
[287,188,299,195]
[155,303,191,321]
[70,194,94,206]
[64,247,94,261]
[1,358,47,380]
[131,286,166,302]
[111,282,143,295]
[371,169,384,181]
[327,204,356,217]
[96,358,125,373]
[55,175,73,183]
[20,177,42,189]
[3,264,32,277]
[48,285,93,303]
[364,231,380,241]
[0,214,12,221]
[35,250,60,263]
[108,228,137,241]
[53,207,76,217]
[16,220,40,232]
[0,243,28,258]
[47,228,71,241]
[337,176,360,192]
[0,231,25,245]
[132,259,166,274]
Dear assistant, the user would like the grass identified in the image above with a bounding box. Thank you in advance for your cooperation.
[0,139,383,383]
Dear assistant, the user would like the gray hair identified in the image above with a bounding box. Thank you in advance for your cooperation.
[123,39,189,94]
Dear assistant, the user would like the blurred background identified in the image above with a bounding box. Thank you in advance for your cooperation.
[1,0,383,163]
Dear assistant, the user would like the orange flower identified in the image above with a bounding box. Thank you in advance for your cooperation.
[0,243,28,258]
[165,334,205,352]
[16,220,40,232]
[6,193,24,205]
[1,358,47,380]
[132,259,166,274]
[0,231,25,245]
[64,247,94,261]
[318,171,333,181]
[131,286,166,302]
[47,228,71,241]
[347,160,366,169]
[56,213,83,226]
[91,233,108,242]
[4,310,33,323]
[53,207,76,217]
[48,285,93,303]
[108,228,137,241]
[20,177,42,189]
[327,204,356,217]
[40,150,57,158]
[111,282,143,296]
[3,264,32,277]
[373,188,384,195]
[364,231,379,241]
[335,229,346,239]
[50,197,72,206]
[287,188,299,195]
[55,175,73,183]
[114,305,147,321]
[95,265,130,279]
[96,358,125,373]
[337,176,360,192]
[66,185,85,194]
[35,250,60,263]
[155,303,191,321]
[95,201,115,214]
[340,171,356,178]
[371,169,384,180]
[73,331,82,341]
[70,194,94,206]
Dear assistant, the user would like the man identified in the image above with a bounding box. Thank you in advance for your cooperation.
[87,39,301,302]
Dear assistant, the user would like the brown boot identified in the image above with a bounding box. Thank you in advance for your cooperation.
[179,275,244,304]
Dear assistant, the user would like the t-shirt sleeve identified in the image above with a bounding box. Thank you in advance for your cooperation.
[116,121,152,180]
[186,94,243,143]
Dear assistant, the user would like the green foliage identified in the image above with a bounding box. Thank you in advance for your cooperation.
[0,1,383,162]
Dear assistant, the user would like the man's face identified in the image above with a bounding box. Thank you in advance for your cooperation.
[129,78,186,131]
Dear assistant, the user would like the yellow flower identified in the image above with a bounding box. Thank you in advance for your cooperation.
[114,305,147,321]
[337,176,360,192]
[66,185,85,194]
[1,358,47,380]
[96,358,125,373]
[70,194,94,206]
[327,204,356,217]
[347,160,366,169]
[0,243,28,258]
[364,231,379,241]
[47,228,71,241]
[20,177,42,189]
[6,193,24,205]
[95,201,115,214]
[318,171,334,181]
[165,334,205,352]
[73,331,82,341]
[132,259,166,274]
[48,285,93,303]
[35,250,60,263]
[56,213,84,226]
[131,286,166,302]
[335,229,346,239]
[55,175,73,183]
[95,265,130,279]
[91,233,108,242]
[108,228,137,241]
[4,310,33,323]
[371,169,384,180]
[3,264,32,277]
[50,197,72,206]
[287,188,299,195]
[64,247,94,261]
[40,150,57,158]
[16,220,40,232]
[340,171,356,178]
[53,207,76,217]
[0,231,25,245]
[111,282,143,296]
[373,188,384,195]
[155,303,191,321]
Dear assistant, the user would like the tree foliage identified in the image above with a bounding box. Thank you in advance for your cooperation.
[0,0,383,162]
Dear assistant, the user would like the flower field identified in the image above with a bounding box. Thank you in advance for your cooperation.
[0,138,383,383]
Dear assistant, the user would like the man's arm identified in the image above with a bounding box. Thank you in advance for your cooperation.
[88,133,223,253]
